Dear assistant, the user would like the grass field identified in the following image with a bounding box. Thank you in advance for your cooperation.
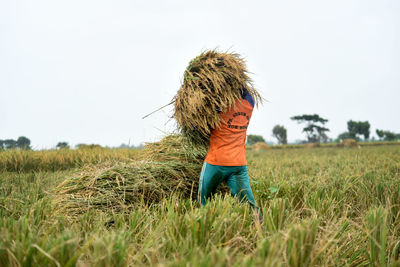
[1,145,400,266]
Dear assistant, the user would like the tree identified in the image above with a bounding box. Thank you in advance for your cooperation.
[362,122,371,140]
[291,114,329,143]
[376,129,385,140]
[16,136,31,149]
[375,129,399,141]
[247,134,265,145]
[272,125,287,144]
[0,140,4,150]
[4,139,17,149]
[56,142,70,149]
[384,131,398,141]
[347,120,370,140]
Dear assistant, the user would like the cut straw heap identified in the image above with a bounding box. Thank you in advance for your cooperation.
[174,49,262,145]
[54,135,229,215]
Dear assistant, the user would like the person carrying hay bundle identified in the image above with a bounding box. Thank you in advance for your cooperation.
[174,50,263,221]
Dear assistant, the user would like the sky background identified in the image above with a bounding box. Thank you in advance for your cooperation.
[1,0,399,149]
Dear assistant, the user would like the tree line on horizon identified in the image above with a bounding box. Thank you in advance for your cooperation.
[0,137,31,150]
[247,114,400,145]
[0,138,144,151]
[1,114,400,150]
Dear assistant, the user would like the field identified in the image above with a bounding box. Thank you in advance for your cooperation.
[1,145,400,266]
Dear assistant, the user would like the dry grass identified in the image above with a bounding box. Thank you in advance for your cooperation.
[174,49,262,145]
[343,138,358,148]
[252,142,270,152]
[53,135,229,216]
[0,147,141,172]
[305,142,321,149]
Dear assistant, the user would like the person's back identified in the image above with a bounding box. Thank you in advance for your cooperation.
[198,88,261,222]
[205,89,254,166]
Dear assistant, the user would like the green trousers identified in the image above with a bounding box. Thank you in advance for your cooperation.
[198,162,258,210]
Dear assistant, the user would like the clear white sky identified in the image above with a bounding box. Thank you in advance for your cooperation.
[1,0,399,148]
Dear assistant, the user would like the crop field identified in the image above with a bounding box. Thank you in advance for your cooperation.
[1,145,400,266]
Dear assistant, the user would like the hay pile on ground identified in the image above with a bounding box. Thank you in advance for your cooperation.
[252,142,270,152]
[305,142,320,149]
[343,138,358,148]
[54,135,229,215]
[174,49,262,145]
[336,139,358,148]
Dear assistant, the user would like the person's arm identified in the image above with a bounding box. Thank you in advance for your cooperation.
[241,87,255,108]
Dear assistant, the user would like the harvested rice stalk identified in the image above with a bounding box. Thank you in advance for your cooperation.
[142,134,206,164]
[54,160,201,214]
[53,135,228,216]
[174,49,262,145]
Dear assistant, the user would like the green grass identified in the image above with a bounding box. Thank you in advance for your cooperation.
[1,146,400,266]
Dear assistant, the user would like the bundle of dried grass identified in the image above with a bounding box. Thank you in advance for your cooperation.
[252,142,270,152]
[305,143,320,149]
[342,139,358,148]
[53,135,229,215]
[174,49,262,145]
[142,134,206,164]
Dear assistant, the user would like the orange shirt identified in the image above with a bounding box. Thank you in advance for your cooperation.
[205,98,254,166]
